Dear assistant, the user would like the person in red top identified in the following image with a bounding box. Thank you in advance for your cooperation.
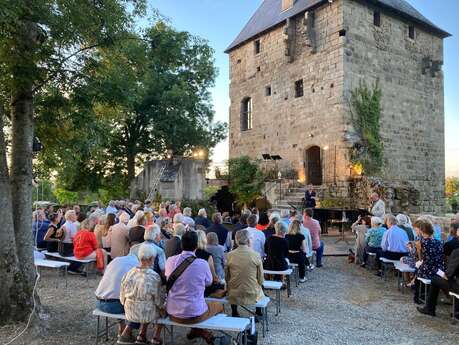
[73,218,108,268]
[256,212,269,231]
[303,208,324,267]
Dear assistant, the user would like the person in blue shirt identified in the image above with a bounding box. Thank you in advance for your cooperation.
[32,209,50,249]
[375,214,409,276]
[362,217,386,268]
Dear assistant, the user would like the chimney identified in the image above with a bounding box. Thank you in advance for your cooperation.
[282,0,295,12]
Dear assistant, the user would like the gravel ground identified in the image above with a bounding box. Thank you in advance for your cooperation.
[1,253,459,345]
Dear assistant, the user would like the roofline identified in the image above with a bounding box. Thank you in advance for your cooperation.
[366,0,451,39]
[225,0,451,54]
[225,0,329,54]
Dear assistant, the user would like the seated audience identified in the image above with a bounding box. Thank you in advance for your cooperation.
[32,209,50,249]
[44,212,63,253]
[376,214,409,276]
[264,221,289,273]
[417,247,459,317]
[362,217,386,267]
[95,245,139,338]
[206,232,225,282]
[287,220,309,281]
[165,231,222,344]
[195,230,224,296]
[413,219,445,304]
[105,200,118,215]
[297,215,313,268]
[246,214,266,258]
[110,212,131,259]
[73,218,108,269]
[165,223,186,258]
[444,223,459,258]
[352,216,371,265]
[195,208,212,229]
[182,207,196,228]
[143,225,167,276]
[226,229,265,318]
[206,213,229,249]
[264,213,280,240]
[256,212,270,231]
[119,244,164,345]
[127,210,145,228]
[95,213,116,252]
[396,214,415,241]
[232,212,250,246]
[60,210,79,256]
[303,209,324,267]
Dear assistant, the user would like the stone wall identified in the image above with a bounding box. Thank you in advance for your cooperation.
[229,0,350,184]
[342,0,445,213]
[130,158,206,201]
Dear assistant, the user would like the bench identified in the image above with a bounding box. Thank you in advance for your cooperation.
[35,259,70,288]
[379,258,399,281]
[450,292,459,323]
[263,281,283,315]
[92,309,126,345]
[42,251,96,280]
[417,277,431,305]
[205,296,270,337]
[158,314,251,345]
[264,268,293,297]
[394,262,415,292]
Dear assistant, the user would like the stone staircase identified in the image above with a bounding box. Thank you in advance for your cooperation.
[272,183,327,211]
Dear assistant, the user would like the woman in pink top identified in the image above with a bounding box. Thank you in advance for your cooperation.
[303,208,325,267]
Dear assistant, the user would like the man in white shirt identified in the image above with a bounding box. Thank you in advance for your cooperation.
[370,192,386,218]
[246,214,265,258]
[95,249,139,335]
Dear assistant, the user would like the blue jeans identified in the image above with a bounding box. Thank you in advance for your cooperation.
[96,300,124,315]
[314,241,324,266]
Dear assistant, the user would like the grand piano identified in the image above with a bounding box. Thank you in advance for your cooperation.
[311,207,371,234]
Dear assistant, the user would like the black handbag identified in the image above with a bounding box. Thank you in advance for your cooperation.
[58,242,74,257]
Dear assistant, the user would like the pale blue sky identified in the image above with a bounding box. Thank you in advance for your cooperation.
[148,0,459,176]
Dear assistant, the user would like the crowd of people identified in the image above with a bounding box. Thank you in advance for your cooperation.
[350,199,459,318]
[32,199,326,344]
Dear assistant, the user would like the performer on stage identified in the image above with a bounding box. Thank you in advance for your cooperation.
[304,184,317,209]
[370,192,385,218]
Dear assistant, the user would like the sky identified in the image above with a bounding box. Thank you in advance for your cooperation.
[147,0,459,176]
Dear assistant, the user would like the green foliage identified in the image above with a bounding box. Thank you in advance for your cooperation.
[32,180,57,203]
[350,80,384,176]
[319,198,349,209]
[228,156,265,207]
[53,188,79,205]
[446,177,459,197]
[203,185,220,200]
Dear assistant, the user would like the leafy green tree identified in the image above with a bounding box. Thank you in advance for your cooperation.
[228,156,265,207]
[0,0,145,323]
[446,177,459,198]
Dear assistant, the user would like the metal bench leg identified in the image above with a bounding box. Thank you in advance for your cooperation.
[453,296,457,323]
[277,289,281,314]
[105,317,109,341]
[170,325,174,345]
[287,276,291,297]
[95,316,100,345]
[65,266,68,289]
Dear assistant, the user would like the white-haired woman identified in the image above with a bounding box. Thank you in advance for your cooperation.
[362,217,386,268]
[264,212,280,239]
[397,214,415,241]
[195,208,212,228]
[127,210,145,228]
[182,207,196,228]
[119,244,164,345]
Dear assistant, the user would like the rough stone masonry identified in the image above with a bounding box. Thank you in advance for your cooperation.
[226,0,450,214]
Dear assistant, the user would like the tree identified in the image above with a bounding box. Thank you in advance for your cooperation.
[0,0,145,323]
[446,177,459,198]
[227,156,265,207]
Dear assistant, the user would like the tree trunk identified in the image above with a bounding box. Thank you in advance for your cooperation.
[0,106,31,323]
[127,150,136,184]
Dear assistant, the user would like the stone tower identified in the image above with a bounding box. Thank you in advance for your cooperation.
[226,0,450,214]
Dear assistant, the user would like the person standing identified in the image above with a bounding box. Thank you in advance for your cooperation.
[304,184,317,208]
[303,209,324,267]
[370,192,385,218]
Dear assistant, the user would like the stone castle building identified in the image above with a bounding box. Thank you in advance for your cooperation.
[226,0,450,213]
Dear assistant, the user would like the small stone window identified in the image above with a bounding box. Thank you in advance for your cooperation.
[373,11,381,27]
[254,40,261,54]
[265,86,272,96]
[295,79,304,98]
[241,97,253,131]
[409,25,415,39]
[339,29,346,37]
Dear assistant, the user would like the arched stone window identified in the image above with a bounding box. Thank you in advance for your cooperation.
[241,97,253,131]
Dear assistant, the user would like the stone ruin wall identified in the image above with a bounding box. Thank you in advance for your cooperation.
[343,0,446,214]
[229,0,351,184]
